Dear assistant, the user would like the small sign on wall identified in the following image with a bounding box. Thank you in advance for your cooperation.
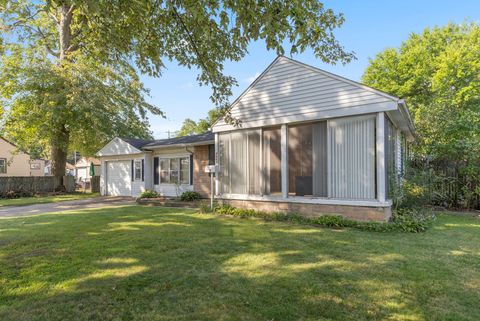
[204,165,216,173]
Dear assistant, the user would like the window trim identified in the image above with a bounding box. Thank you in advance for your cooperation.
[158,156,190,185]
[134,160,142,181]
[0,158,6,174]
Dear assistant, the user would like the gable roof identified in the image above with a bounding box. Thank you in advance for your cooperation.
[143,131,214,149]
[120,138,154,149]
[75,157,101,167]
[212,56,413,138]
[96,132,214,156]
[0,136,29,155]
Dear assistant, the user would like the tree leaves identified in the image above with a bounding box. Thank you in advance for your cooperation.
[362,23,480,163]
[1,0,352,159]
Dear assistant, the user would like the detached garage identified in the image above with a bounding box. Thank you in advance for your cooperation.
[96,137,152,197]
[106,161,131,196]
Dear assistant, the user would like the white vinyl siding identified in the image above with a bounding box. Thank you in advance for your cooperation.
[214,57,397,132]
[328,115,376,199]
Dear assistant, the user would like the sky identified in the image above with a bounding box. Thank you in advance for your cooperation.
[141,0,480,138]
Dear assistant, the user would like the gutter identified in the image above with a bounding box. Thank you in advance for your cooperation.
[142,140,215,151]
[397,99,417,139]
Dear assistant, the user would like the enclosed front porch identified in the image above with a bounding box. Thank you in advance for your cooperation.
[214,112,405,220]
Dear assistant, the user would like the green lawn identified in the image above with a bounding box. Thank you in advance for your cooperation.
[0,193,99,207]
[0,206,479,321]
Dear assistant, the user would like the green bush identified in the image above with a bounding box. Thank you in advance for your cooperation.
[213,204,432,233]
[392,207,434,233]
[180,191,201,202]
[139,190,159,198]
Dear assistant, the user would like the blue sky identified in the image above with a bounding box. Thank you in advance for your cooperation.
[141,0,480,138]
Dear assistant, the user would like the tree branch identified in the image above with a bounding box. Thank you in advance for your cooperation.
[170,6,213,84]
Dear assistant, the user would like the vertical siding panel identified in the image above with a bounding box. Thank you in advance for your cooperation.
[329,115,375,199]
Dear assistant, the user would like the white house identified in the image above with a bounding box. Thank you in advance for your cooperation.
[74,157,101,182]
[97,56,414,221]
[96,133,215,198]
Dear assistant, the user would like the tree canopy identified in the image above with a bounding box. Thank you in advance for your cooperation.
[177,108,221,137]
[362,23,480,163]
[0,0,353,175]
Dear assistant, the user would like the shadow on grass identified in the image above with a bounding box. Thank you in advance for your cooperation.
[0,206,479,321]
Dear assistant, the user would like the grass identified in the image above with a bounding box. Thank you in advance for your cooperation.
[0,193,99,207]
[0,206,479,321]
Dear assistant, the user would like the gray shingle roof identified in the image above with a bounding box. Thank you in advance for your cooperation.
[120,138,154,149]
[120,132,214,150]
[143,131,214,149]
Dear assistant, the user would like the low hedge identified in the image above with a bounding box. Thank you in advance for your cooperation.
[180,191,202,202]
[139,190,159,198]
[213,205,434,233]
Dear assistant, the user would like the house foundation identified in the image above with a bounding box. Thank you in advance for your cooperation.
[219,199,391,222]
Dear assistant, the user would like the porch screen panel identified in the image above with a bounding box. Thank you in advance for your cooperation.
[288,124,313,196]
[312,122,328,197]
[230,131,248,194]
[218,133,230,194]
[219,130,261,195]
[262,127,282,195]
[329,116,375,199]
[248,130,261,195]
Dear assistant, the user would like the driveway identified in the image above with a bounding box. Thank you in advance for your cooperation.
[0,197,135,218]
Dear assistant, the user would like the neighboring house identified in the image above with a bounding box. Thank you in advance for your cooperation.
[44,161,75,176]
[97,56,415,221]
[0,137,45,176]
[75,157,101,182]
[96,133,214,198]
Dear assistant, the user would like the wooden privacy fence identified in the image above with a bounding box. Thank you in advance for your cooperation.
[90,176,100,193]
[0,176,75,195]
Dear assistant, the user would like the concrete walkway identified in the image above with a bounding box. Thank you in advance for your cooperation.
[0,197,135,218]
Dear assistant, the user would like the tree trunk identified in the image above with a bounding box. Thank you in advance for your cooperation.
[51,125,69,177]
[50,4,74,178]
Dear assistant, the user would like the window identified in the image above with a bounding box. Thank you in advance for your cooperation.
[160,159,170,183]
[30,163,41,170]
[159,157,190,184]
[0,158,6,174]
[180,158,189,184]
[134,160,142,180]
[208,144,215,165]
[170,158,180,183]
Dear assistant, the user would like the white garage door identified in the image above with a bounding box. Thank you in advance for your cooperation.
[106,161,132,196]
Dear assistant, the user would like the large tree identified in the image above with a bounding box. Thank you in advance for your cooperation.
[363,23,480,208]
[362,23,480,163]
[177,108,221,137]
[1,0,353,175]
